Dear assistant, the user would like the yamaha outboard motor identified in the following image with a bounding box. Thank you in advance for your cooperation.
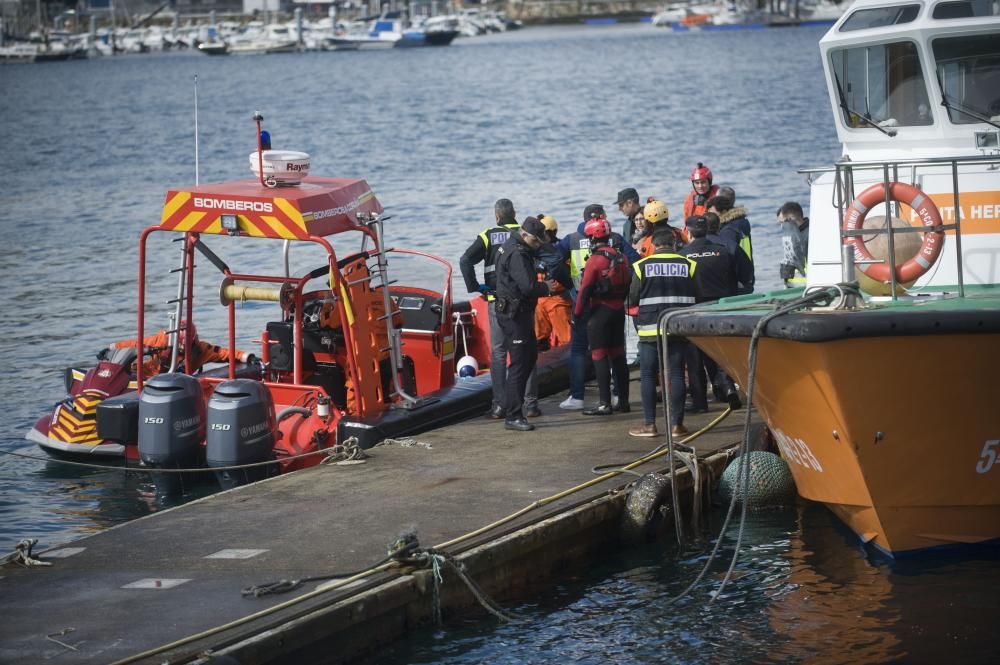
[138,373,206,502]
[206,379,277,490]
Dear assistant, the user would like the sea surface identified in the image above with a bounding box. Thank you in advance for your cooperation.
[1,23,995,663]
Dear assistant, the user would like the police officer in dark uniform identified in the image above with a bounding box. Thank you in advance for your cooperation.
[494,217,557,432]
[627,225,698,438]
[459,198,522,418]
[680,215,742,411]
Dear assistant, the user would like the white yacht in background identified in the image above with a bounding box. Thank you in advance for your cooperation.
[0,43,38,63]
[228,22,298,55]
[651,3,696,26]
[801,0,851,23]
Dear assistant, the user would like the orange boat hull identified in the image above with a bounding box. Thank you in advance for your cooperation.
[690,333,1000,555]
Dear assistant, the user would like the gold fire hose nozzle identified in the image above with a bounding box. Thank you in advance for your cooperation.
[220,278,291,306]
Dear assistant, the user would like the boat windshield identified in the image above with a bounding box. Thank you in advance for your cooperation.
[932,0,1000,19]
[830,40,934,129]
[933,34,1000,125]
[839,4,920,32]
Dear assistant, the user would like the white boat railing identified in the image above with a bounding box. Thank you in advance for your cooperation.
[798,153,1000,299]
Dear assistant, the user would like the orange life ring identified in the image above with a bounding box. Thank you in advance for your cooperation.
[843,182,945,284]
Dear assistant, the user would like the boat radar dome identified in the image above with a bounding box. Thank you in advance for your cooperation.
[249,150,311,186]
[457,355,479,379]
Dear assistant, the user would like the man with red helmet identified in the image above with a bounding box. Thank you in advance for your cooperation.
[573,216,632,416]
[556,204,640,410]
[683,162,721,220]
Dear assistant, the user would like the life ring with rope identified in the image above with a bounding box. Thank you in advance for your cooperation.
[843,182,945,284]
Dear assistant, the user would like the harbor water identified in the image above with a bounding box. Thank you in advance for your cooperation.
[1,23,995,663]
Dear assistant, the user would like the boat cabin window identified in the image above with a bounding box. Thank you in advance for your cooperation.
[839,4,921,31]
[831,41,934,128]
[932,0,1000,18]
[933,35,1000,123]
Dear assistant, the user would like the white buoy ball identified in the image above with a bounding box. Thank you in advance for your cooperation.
[457,355,479,379]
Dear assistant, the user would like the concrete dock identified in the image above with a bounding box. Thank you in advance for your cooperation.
[0,378,748,664]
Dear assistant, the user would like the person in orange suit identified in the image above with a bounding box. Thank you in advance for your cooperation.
[103,321,254,377]
[533,214,573,350]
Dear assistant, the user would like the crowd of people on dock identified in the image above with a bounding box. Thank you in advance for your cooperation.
[460,162,810,435]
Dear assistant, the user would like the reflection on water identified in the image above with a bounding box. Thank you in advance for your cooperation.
[378,504,998,664]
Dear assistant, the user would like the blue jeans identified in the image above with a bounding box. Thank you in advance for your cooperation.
[638,339,687,427]
[568,309,591,400]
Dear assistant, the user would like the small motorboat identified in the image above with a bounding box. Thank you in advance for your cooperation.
[27,347,139,459]
[28,115,566,498]
[197,40,229,56]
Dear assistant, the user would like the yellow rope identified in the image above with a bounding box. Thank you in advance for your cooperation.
[109,407,733,664]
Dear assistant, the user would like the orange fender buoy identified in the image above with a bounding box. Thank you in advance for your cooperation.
[843,182,945,284]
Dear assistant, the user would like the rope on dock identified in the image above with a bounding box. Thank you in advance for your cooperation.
[0,538,51,568]
[110,408,738,664]
[375,436,433,449]
[670,284,858,605]
[0,437,365,474]
[242,527,414,598]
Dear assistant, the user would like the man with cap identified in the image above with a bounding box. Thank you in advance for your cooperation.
[493,217,559,431]
[460,198,522,419]
[614,187,643,244]
[557,204,640,410]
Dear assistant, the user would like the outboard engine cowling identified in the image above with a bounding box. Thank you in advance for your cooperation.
[206,379,277,490]
[138,373,206,501]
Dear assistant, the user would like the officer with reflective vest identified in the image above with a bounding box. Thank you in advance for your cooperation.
[493,218,558,432]
[627,225,698,439]
[556,204,640,410]
[459,198,522,418]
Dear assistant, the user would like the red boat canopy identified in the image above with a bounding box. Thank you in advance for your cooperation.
[159,176,384,240]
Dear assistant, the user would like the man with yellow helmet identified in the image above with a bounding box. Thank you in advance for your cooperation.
[637,199,684,259]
